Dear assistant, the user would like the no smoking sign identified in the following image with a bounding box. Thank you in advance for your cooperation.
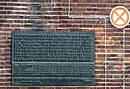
[110,6,130,28]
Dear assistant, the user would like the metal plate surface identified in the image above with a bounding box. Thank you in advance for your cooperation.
[12,31,95,86]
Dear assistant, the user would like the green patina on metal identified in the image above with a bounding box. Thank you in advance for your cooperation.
[12,31,95,86]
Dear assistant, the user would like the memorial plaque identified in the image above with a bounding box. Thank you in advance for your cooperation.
[12,31,95,86]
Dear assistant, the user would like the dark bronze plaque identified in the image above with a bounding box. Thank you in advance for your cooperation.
[12,31,95,86]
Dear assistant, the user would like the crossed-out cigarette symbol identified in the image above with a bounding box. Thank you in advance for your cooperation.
[110,6,130,28]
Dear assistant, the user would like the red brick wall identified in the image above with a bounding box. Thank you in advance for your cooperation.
[0,0,130,89]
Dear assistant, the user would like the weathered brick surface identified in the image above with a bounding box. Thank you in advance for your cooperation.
[0,0,130,89]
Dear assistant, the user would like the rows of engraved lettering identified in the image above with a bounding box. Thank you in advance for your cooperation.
[14,51,93,62]
[14,34,94,62]
[14,33,93,40]
[14,35,93,47]
[14,34,93,48]
[13,63,94,77]
[13,77,94,85]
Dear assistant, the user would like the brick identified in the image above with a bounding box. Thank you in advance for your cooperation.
[7,87,19,89]
[0,88,7,89]
[56,29,69,32]
[110,88,123,89]
[18,0,31,1]
[11,0,18,1]
[76,87,90,89]
[63,88,75,89]
[87,0,100,2]
[1,0,10,1]
[27,87,40,89]
[20,87,27,89]
[70,29,82,32]
[41,87,54,89]
[54,87,61,89]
